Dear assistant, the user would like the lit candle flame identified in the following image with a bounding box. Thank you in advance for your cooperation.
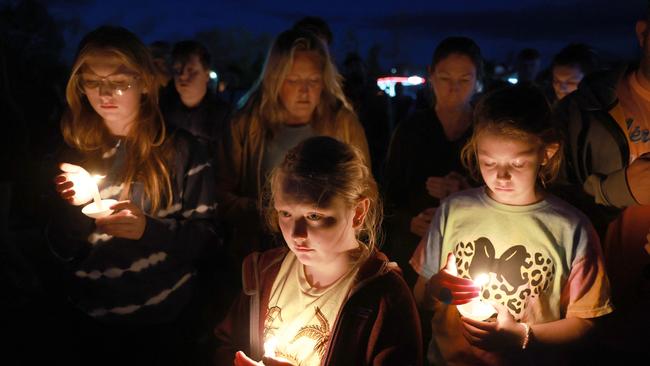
[70,172,104,209]
[264,337,278,358]
[474,273,489,287]
[456,273,496,321]
[456,273,496,320]
[262,337,291,364]
[91,175,104,210]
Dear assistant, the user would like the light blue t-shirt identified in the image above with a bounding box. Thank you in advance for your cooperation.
[410,187,613,365]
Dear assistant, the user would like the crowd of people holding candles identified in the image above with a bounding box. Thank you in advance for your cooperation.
[3,3,650,366]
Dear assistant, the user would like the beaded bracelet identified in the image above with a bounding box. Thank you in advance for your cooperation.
[521,323,531,350]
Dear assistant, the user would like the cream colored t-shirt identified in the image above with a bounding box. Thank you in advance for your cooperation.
[410,188,613,366]
[263,251,361,366]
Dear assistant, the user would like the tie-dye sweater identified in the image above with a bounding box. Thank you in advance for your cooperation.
[46,129,219,324]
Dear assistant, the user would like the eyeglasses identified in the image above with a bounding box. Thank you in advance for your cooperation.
[77,74,140,94]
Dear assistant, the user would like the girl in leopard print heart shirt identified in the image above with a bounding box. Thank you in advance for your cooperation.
[410,84,613,366]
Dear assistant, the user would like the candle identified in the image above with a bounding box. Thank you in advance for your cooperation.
[474,273,489,288]
[80,174,117,219]
[456,273,496,321]
[91,175,104,210]
[70,171,103,208]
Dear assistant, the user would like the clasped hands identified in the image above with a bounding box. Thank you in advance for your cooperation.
[411,172,470,237]
[426,171,469,200]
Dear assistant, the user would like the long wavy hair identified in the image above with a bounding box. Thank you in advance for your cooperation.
[264,136,382,251]
[61,26,172,213]
[236,28,353,135]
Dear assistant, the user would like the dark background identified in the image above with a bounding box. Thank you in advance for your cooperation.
[44,0,641,70]
[0,0,647,363]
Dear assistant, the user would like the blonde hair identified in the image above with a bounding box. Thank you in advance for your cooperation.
[61,26,172,213]
[235,28,353,135]
[461,84,563,187]
[264,136,382,251]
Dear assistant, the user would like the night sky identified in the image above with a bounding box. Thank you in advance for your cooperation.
[45,0,645,72]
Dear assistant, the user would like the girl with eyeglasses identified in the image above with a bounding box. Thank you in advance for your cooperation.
[46,26,218,364]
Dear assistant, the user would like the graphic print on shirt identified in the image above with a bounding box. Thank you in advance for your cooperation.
[626,118,650,144]
[292,306,330,358]
[453,237,556,318]
[264,306,283,339]
[263,306,331,365]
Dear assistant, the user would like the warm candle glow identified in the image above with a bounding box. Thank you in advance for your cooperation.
[474,273,489,288]
[457,272,496,321]
[264,337,278,358]
[262,337,291,364]
[91,175,104,210]
[79,174,116,219]
[457,299,496,321]
[70,172,104,208]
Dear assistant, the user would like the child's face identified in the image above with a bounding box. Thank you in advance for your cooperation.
[476,131,546,206]
[79,52,145,136]
[274,186,362,270]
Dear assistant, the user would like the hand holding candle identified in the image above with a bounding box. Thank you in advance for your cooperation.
[456,273,497,321]
[55,163,118,218]
[260,356,294,366]
[233,351,262,366]
[261,337,293,365]
[80,175,118,219]
[427,253,480,305]
[232,338,294,366]
[55,163,98,206]
[460,302,526,352]
[95,200,146,240]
